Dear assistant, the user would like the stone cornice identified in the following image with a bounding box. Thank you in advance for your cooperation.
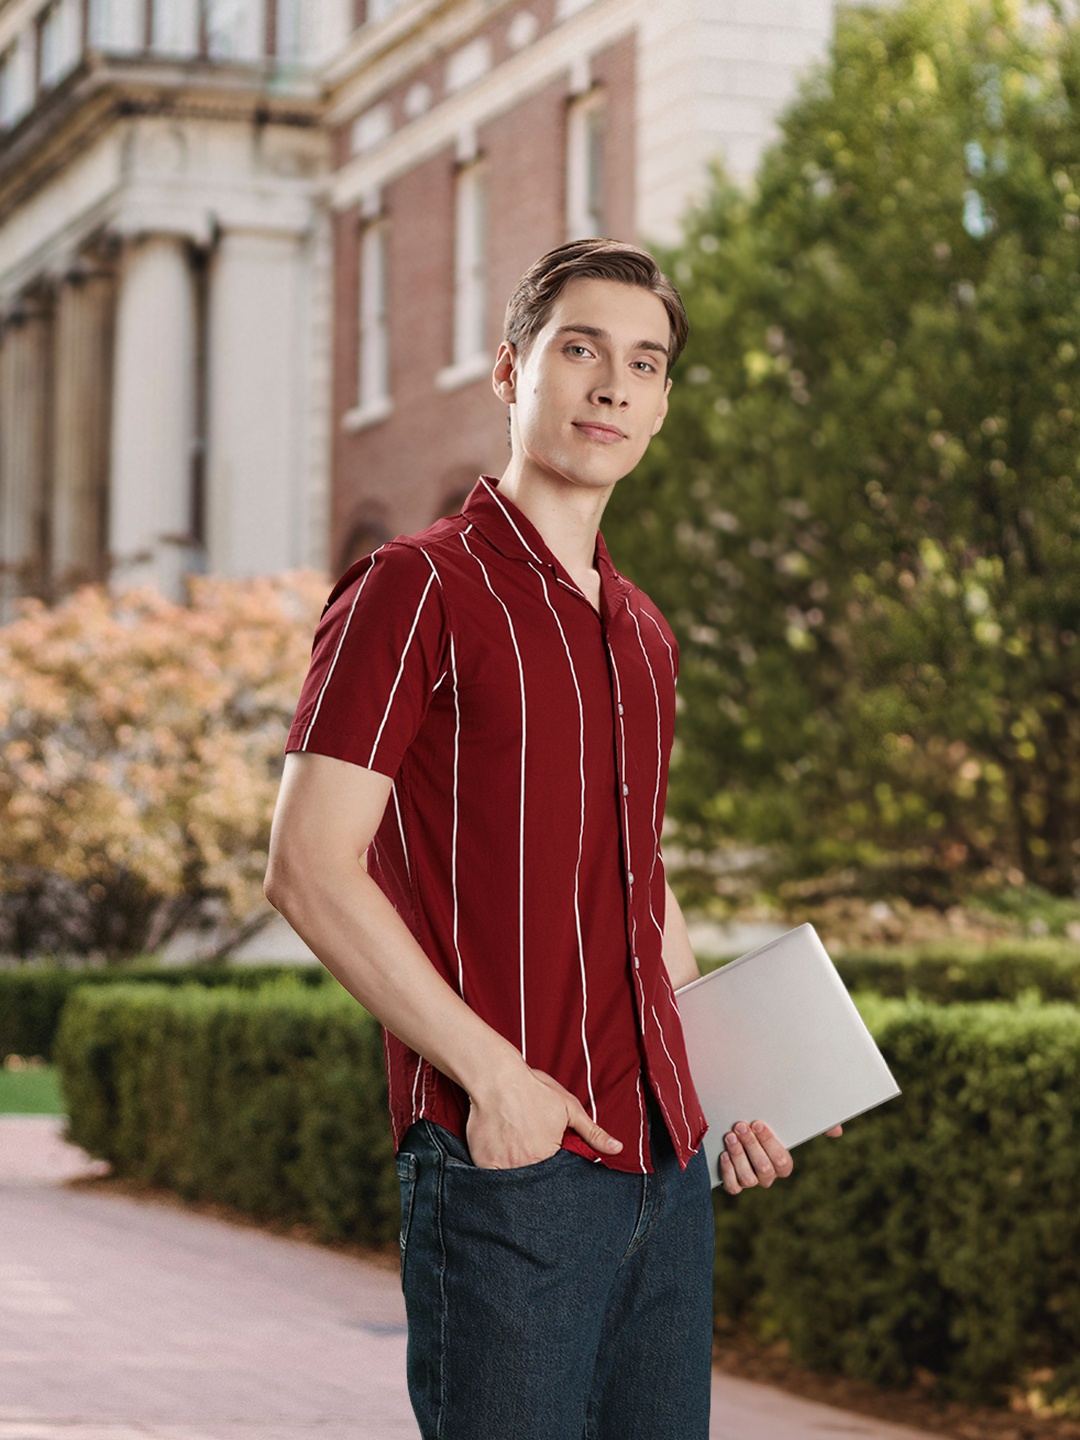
[323,0,519,122]
[0,53,323,224]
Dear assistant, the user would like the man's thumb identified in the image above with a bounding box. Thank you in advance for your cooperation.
[569,1102,623,1154]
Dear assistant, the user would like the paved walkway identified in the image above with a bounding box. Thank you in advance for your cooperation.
[0,1117,938,1440]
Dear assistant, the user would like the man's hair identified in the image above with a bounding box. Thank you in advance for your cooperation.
[503,238,689,371]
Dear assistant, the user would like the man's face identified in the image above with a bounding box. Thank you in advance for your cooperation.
[494,277,672,495]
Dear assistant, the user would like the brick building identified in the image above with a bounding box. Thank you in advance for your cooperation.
[0,0,836,610]
[324,0,835,573]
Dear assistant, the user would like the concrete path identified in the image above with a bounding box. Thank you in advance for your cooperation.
[0,1117,938,1440]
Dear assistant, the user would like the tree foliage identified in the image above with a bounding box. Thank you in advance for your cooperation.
[0,574,327,959]
[606,0,1080,900]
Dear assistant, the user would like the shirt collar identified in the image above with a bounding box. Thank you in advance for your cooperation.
[462,476,630,600]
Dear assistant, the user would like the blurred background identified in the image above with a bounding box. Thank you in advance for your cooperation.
[2,0,1080,1423]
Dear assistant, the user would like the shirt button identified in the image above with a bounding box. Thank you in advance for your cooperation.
[617,703,624,715]
[622,783,629,796]
[627,872,635,885]
[633,956,640,970]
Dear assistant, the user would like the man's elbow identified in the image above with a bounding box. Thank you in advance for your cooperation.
[264,844,302,918]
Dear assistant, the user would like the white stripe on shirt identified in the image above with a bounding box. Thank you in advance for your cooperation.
[641,606,677,682]
[617,610,695,1151]
[367,571,437,769]
[461,531,530,1060]
[417,550,465,999]
[301,548,384,751]
[653,1003,694,1150]
[529,560,596,1120]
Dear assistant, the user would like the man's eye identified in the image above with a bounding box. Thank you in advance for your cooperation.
[566,344,591,357]
[633,360,657,373]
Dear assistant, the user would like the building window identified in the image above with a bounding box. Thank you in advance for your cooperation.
[39,0,82,90]
[275,0,305,61]
[0,45,28,129]
[88,0,145,53]
[358,220,390,415]
[566,90,605,240]
[151,0,199,55]
[452,161,486,368]
[205,0,262,61]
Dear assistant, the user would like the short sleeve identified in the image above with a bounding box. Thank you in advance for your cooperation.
[287,543,449,779]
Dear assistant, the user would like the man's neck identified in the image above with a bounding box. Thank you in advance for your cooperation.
[495,464,610,596]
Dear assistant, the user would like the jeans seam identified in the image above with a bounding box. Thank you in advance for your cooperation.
[621,1175,655,1264]
[434,1137,449,1440]
[425,1119,472,1170]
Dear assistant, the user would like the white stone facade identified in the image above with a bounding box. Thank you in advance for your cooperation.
[0,0,334,611]
[636,0,835,242]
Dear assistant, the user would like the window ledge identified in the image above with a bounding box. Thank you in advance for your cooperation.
[435,353,491,392]
[342,397,393,431]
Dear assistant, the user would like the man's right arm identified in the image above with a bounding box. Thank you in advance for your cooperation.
[264,751,622,1169]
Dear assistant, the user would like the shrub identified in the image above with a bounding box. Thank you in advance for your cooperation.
[0,962,332,1061]
[56,980,1080,1401]
[701,936,1080,1002]
[834,938,1080,1002]
[714,996,1080,1401]
[55,979,397,1245]
[0,573,327,959]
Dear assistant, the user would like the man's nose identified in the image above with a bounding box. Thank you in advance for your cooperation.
[591,372,628,407]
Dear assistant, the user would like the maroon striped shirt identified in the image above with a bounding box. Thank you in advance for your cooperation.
[287,477,706,1172]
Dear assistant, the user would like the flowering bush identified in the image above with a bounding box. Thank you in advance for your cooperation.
[0,573,328,959]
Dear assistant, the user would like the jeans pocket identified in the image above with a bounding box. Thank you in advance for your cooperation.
[454,1146,580,1183]
[424,1119,474,1169]
[396,1151,418,1277]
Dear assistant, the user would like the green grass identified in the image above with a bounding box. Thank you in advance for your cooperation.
[0,1064,65,1115]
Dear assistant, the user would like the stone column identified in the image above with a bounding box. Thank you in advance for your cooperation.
[205,229,306,575]
[0,298,53,615]
[52,266,116,592]
[108,235,198,595]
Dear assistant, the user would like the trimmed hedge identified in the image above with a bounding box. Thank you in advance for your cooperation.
[55,981,1080,1403]
[834,938,1080,1003]
[714,995,1080,1402]
[55,978,397,1245]
[0,962,331,1061]
[12,937,1079,1062]
[698,936,1080,1004]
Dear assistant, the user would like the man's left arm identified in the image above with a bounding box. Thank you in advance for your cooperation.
[661,879,701,990]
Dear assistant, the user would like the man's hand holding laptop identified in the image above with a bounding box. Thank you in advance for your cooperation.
[719,1119,844,1195]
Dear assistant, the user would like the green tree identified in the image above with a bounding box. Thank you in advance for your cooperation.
[607,0,1080,902]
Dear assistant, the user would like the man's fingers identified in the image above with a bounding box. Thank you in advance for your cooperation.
[747,1120,794,1180]
[566,1096,623,1153]
[577,1115,624,1154]
[723,1121,793,1190]
[723,1128,759,1190]
[718,1148,740,1193]
[529,1071,623,1154]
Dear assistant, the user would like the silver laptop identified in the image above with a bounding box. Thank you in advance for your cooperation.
[675,924,900,1187]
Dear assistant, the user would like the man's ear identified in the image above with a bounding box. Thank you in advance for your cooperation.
[650,375,672,436]
[493,342,517,404]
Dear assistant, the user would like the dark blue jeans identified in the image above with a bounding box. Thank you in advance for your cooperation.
[396,1097,714,1439]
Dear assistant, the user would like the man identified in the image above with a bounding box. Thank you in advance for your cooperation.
[265,239,803,1439]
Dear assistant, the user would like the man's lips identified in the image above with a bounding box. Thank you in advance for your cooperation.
[573,420,626,442]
